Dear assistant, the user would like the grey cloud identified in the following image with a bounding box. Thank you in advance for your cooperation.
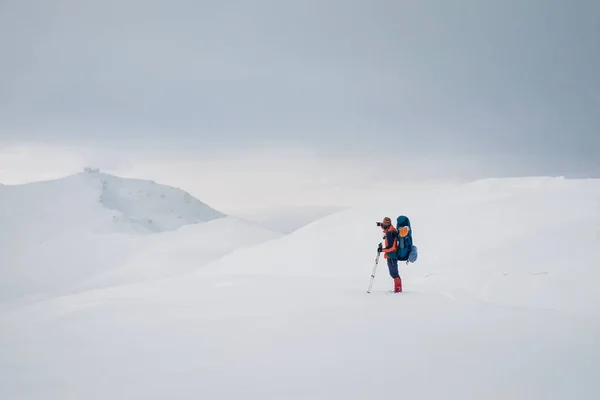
[0,0,598,177]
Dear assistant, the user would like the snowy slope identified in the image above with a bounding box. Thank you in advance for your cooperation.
[0,168,225,237]
[197,176,600,316]
[230,205,346,233]
[89,167,227,232]
[78,216,283,290]
[1,177,600,399]
[0,170,279,304]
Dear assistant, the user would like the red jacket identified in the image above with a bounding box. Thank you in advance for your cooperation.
[381,225,398,259]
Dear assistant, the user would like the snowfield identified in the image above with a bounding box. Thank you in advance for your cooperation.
[1,174,599,399]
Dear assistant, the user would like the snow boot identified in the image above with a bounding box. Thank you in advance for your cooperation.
[394,277,402,293]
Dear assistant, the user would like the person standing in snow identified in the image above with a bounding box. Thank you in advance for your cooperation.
[378,217,402,292]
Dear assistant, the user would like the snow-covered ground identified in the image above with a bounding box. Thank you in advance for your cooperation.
[1,175,599,399]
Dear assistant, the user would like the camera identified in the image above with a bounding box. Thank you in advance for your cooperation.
[376,222,381,227]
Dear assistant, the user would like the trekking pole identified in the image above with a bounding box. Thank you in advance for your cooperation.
[367,243,382,294]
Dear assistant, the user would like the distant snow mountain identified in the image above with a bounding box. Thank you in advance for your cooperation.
[87,167,227,233]
[0,169,278,303]
[0,168,225,236]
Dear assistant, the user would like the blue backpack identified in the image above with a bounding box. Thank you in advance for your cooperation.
[396,215,418,264]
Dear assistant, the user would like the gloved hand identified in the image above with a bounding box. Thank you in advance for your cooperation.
[377,243,383,253]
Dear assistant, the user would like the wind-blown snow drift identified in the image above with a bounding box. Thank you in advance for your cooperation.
[1,176,599,400]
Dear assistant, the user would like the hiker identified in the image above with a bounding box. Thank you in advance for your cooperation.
[378,217,402,292]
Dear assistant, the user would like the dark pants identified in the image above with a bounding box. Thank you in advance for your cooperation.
[387,258,400,279]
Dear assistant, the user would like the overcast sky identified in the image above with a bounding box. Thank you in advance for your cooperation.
[1,0,598,208]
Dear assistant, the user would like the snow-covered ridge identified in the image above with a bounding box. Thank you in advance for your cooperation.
[87,168,226,233]
[0,168,226,235]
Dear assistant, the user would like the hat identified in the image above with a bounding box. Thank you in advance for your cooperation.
[381,217,392,226]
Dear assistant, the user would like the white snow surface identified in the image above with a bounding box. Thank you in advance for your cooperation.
[1,175,600,399]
